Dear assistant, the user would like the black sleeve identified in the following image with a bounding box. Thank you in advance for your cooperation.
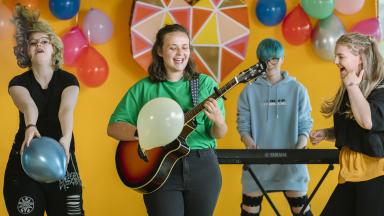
[61,70,80,89]
[8,74,28,91]
[369,87,384,131]
[8,71,30,93]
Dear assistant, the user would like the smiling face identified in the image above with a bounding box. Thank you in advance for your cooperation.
[334,44,362,79]
[158,31,191,76]
[28,32,54,66]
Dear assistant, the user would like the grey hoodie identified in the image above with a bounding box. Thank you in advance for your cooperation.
[237,71,313,192]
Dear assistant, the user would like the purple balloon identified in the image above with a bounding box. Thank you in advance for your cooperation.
[82,8,113,44]
[350,18,381,41]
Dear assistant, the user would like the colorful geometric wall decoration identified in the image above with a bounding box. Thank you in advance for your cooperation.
[130,0,250,82]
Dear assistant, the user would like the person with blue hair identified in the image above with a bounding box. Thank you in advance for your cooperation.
[237,38,313,216]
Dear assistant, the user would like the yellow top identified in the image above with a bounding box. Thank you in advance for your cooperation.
[338,146,384,184]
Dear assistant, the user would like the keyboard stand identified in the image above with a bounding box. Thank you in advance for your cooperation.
[243,164,281,216]
[299,164,334,216]
[244,164,335,216]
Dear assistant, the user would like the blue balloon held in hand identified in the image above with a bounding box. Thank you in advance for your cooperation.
[21,136,67,183]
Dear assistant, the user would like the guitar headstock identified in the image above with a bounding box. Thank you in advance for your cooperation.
[237,61,267,84]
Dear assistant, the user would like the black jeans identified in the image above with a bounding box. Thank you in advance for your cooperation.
[321,175,384,216]
[3,147,84,216]
[143,148,222,216]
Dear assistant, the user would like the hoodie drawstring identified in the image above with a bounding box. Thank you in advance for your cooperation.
[266,86,270,121]
[276,86,279,119]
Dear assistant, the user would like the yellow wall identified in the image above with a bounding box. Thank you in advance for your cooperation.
[0,0,376,215]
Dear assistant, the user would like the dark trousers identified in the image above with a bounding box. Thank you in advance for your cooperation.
[143,148,222,216]
[321,175,384,216]
[3,148,84,216]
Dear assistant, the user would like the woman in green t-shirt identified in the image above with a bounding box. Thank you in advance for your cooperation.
[108,24,228,216]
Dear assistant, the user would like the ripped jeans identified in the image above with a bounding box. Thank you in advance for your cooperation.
[3,147,84,216]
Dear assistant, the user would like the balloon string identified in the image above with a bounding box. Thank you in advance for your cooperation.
[86,0,92,43]
[75,13,78,26]
[376,0,378,19]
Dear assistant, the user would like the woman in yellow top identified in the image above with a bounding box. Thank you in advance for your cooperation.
[310,32,384,216]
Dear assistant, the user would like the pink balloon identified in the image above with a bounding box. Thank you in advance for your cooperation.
[82,8,113,44]
[62,26,88,67]
[0,3,14,40]
[335,0,364,15]
[350,18,381,41]
[76,46,109,87]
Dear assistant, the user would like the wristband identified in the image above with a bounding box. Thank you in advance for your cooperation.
[25,124,36,130]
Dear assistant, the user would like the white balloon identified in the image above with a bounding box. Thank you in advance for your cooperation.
[137,98,184,150]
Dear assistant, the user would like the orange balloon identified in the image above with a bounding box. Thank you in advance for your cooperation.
[76,46,109,87]
[0,3,15,40]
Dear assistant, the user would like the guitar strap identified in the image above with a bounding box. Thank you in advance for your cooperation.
[189,74,199,127]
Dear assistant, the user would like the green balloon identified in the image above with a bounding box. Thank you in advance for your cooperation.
[301,0,334,19]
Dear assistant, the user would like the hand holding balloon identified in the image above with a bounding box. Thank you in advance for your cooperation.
[21,124,41,154]
[59,135,71,164]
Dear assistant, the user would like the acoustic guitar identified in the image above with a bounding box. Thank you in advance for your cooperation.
[115,62,267,194]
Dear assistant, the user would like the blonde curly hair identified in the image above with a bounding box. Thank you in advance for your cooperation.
[12,4,63,69]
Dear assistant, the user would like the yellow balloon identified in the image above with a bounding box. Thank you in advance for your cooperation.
[137,98,184,150]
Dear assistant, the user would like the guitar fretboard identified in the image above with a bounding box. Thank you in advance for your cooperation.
[183,62,266,124]
[184,78,238,123]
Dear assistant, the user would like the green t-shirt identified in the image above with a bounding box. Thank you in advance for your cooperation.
[109,74,225,149]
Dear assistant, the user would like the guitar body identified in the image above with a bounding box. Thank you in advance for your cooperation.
[115,136,190,194]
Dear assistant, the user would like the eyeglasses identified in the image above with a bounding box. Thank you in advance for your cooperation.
[267,57,280,64]
[28,37,51,47]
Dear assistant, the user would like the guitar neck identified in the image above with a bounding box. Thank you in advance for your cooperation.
[184,77,239,123]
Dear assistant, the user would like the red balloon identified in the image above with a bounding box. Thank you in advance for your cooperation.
[76,46,108,87]
[282,5,312,45]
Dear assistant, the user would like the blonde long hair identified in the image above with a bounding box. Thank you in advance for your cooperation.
[321,32,384,118]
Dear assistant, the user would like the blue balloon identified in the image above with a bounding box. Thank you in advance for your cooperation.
[49,0,80,20]
[21,136,67,183]
[256,0,286,26]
